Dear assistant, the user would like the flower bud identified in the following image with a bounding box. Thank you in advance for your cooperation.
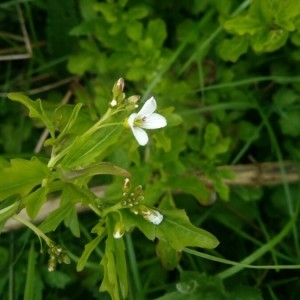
[139,205,164,225]
[112,78,125,98]
[113,221,125,239]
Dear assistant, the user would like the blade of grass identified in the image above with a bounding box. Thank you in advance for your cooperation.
[24,242,36,300]
[254,101,299,256]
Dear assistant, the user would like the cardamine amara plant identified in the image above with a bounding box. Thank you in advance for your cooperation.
[0,79,219,299]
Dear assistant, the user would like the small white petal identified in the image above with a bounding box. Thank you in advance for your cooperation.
[141,113,167,129]
[127,113,137,128]
[132,127,149,146]
[137,97,157,117]
[113,229,124,239]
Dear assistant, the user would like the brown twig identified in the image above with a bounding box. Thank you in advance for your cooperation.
[2,161,299,232]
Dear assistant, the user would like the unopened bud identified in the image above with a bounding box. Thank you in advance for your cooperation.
[113,221,125,239]
[123,178,131,192]
[139,206,163,225]
[127,95,140,104]
[112,78,125,98]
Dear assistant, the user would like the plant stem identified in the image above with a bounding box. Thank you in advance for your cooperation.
[12,215,53,246]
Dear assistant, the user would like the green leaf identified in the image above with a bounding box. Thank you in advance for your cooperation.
[60,162,130,180]
[0,158,50,201]
[279,110,300,137]
[38,201,74,233]
[168,175,211,205]
[217,36,249,62]
[202,123,231,159]
[99,215,128,299]
[224,15,263,35]
[43,269,73,289]
[77,233,105,271]
[0,201,19,229]
[61,125,123,169]
[64,204,80,237]
[7,93,55,136]
[231,285,263,300]
[126,20,143,41]
[251,28,289,52]
[121,209,156,240]
[156,239,181,270]
[23,187,48,219]
[127,5,149,20]
[147,19,167,47]
[67,53,94,75]
[156,209,219,250]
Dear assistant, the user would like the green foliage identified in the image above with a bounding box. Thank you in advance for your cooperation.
[2,0,300,299]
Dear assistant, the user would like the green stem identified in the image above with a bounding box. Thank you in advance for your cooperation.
[12,215,53,246]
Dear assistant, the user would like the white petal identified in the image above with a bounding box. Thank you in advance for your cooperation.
[127,113,137,128]
[144,210,163,225]
[132,127,149,146]
[137,97,157,117]
[141,113,167,129]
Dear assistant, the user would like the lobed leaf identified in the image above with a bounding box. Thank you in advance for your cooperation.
[0,158,50,201]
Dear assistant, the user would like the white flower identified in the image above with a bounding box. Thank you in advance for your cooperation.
[127,97,167,146]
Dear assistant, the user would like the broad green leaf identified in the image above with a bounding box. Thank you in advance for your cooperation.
[38,201,74,233]
[23,187,48,219]
[60,162,130,180]
[0,158,50,201]
[77,233,105,271]
[43,269,73,289]
[7,93,55,136]
[24,243,36,300]
[224,15,263,35]
[156,239,181,270]
[217,36,249,62]
[156,209,219,250]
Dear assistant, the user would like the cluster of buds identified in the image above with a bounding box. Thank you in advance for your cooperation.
[110,78,140,109]
[121,178,163,225]
[47,243,71,272]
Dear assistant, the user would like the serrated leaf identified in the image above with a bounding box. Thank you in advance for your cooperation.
[61,162,130,180]
[217,36,249,62]
[156,209,219,250]
[77,233,105,271]
[23,187,48,219]
[7,93,55,136]
[0,158,50,201]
